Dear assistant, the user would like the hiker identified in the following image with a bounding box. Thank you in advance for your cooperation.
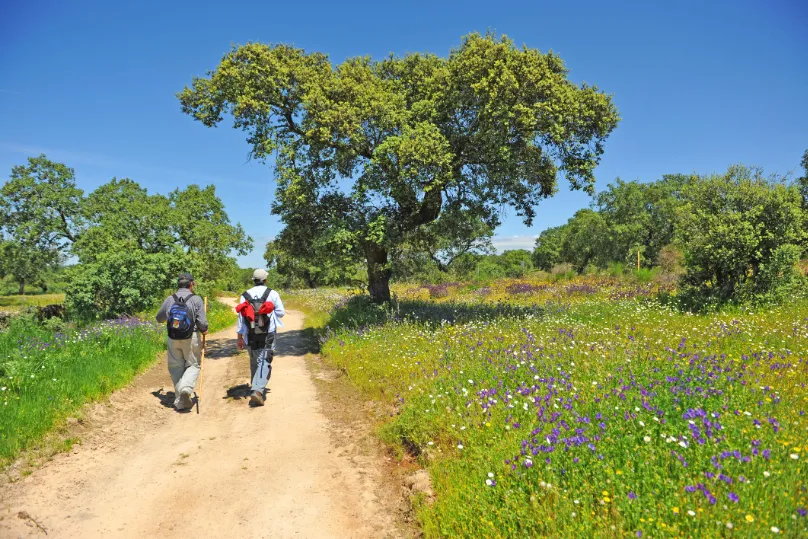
[235,269,284,406]
[156,273,208,411]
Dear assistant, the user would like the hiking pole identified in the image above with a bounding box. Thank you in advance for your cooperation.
[195,296,208,414]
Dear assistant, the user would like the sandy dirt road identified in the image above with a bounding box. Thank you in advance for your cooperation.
[0,307,401,538]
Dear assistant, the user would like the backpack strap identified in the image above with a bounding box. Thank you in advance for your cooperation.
[260,288,271,302]
[172,293,184,304]
[241,290,253,302]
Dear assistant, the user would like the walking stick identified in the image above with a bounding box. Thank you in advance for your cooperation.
[195,296,208,414]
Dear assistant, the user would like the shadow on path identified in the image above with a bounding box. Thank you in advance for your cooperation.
[203,338,237,360]
[224,384,252,401]
[151,388,175,409]
[274,329,319,356]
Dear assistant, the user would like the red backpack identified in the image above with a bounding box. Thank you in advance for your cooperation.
[237,289,275,338]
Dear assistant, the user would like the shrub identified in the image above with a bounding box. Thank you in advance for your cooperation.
[678,166,804,308]
[633,267,658,284]
[66,250,180,320]
[607,262,625,277]
[657,244,685,275]
[549,263,575,281]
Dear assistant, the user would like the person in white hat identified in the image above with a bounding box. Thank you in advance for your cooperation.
[235,269,285,406]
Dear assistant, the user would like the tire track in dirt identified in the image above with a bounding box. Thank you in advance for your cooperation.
[0,305,403,538]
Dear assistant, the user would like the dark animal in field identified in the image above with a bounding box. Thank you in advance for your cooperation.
[0,311,11,330]
[36,304,65,322]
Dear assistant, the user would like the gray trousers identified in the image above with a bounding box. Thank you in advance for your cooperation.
[249,332,276,393]
[167,333,202,407]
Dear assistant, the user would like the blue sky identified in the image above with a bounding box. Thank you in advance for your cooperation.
[1,0,806,267]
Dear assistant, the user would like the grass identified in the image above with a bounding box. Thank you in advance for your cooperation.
[206,297,235,333]
[302,276,808,537]
[0,293,65,312]
[0,315,164,466]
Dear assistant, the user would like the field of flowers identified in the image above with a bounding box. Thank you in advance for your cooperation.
[304,277,807,537]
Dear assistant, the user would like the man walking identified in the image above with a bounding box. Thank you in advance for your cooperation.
[236,269,284,406]
[156,273,208,411]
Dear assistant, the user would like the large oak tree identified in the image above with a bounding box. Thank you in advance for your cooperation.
[179,33,620,301]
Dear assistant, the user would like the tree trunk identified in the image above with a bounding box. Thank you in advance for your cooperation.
[366,245,391,303]
[18,279,25,295]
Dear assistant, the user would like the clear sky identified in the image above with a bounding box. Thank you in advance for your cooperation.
[1,0,806,267]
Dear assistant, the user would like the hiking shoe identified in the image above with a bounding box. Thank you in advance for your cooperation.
[178,388,194,410]
[250,391,265,407]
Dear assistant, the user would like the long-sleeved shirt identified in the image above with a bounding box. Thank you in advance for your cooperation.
[156,288,209,333]
[236,285,284,344]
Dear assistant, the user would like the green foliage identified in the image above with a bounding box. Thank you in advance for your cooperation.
[65,250,183,320]
[407,211,495,273]
[179,32,620,301]
[0,241,59,295]
[677,165,804,308]
[2,155,252,318]
[0,155,83,294]
[532,225,567,271]
[798,149,808,210]
[532,153,808,309]
[559,209,609,272]
[0,155,83,248]
[594,175,687,266]
[75,179,251,282]
[497,249,534,278]
[265,239,365,289]
[473,257,506,281]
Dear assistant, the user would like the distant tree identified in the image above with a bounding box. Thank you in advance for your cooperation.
[264,238,363,288]
[532,225,568,271]
[677,165,804,307]
[0,240,58,295]
[167,184,252,276]
[798,149,808,209]
[409,209,494,273]
[74,179,251,281]
[559,209,609,272]
[179,33,620,301]
[66,250,182,320]
[498,249,534,278]
[594,175,688,267]
[0,155,83,294]
[67,179,251,317]
[73,178,174,259]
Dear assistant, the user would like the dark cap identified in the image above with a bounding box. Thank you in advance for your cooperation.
[178,272,195,287]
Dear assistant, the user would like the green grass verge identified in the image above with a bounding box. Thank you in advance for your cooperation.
[206,297,235,333]
[0,315,163,466]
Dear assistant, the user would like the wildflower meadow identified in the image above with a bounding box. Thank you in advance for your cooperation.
[298,276,808,537]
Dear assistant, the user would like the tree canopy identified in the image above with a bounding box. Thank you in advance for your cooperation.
[0,155,83,293]
[179,32,620,301]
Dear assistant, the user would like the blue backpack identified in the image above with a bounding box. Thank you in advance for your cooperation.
[167,293,195,340]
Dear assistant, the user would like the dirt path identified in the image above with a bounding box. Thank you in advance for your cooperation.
[0,306,402,538]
